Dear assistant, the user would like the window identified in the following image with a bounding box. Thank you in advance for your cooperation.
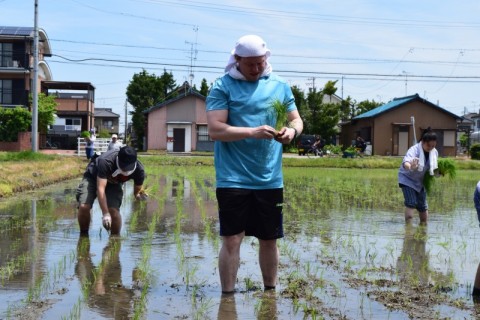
[103,120,113,128]
[444,131,455,147]
[0,43,13,67]
[197,125,211,141]
[65,118,81,131]
[0,80,13,104]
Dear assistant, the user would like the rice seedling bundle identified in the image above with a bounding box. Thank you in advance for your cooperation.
[423,158,457,194]
[268,99,289,135]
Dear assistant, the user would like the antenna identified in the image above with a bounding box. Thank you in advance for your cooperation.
[185,26,199,87]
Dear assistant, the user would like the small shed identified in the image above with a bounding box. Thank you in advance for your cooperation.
[340,94,461,156]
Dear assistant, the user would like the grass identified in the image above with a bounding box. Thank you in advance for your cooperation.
[0,152,84,197]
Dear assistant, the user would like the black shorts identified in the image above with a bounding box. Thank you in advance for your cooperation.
[216,188,284,240]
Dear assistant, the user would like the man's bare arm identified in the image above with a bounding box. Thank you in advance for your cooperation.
[207,109,277,142]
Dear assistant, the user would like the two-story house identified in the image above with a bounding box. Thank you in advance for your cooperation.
[0,26,52,108]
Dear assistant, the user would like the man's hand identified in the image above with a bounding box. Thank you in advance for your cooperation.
[135,191,148,200]
[275,127,295,144]
[251,125,277,139]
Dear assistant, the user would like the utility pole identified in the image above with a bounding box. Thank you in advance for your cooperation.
[341,75,344,100]
[402,71,409,96]
[306,77,316,92]
[31,0,39,151]
[124,99,128,143]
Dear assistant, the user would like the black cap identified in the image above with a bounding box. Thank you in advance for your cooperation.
[117,146,137,171]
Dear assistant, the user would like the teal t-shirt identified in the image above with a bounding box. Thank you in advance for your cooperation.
[206,73,297,189]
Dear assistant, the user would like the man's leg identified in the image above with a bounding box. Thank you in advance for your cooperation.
[78,204,92,233]
[218,232,244,293]
[473,263,480,297]
[105,183,124,235]
[259,239,279,289]
[109,207,122,235]
[76,177,96,234]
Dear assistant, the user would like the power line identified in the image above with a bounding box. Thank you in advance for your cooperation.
[50,56,480,83]
[50,39,480,67]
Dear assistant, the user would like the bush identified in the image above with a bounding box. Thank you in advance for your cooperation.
[471,144,480,160]
[0,107,31,142]
[323,144,342,155]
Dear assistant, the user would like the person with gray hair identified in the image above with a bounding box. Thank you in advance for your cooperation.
[206,34,303,294]
[107,134,122,151]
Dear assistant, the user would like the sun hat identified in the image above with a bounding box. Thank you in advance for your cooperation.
[117,146,137,171]
[225,35,271,73]
[232,35,271,58]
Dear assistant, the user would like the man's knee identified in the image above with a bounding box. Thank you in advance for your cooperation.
[222,234,244,251]
[259,239,277,250]
[78,204,91,214]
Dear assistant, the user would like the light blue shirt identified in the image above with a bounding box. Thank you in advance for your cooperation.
[398,143,430,192]
[474,181,480,216]
[206,73,296,189]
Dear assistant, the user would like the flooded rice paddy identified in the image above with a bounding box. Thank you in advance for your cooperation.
[1,165,480,319]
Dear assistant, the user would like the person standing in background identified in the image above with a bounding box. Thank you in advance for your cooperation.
[85,133,95,160]
[108,134,122,151]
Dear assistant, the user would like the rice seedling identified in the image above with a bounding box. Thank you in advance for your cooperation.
[266,98,289,135]
[244,277,259,291]
[60,297,82,320]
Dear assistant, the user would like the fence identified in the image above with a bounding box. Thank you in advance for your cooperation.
[77,138,123,156]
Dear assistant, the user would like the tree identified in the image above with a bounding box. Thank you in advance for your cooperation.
[36,93,57,133]
[340,96,354,121]
[322,80,338,102]
[126,69,176,149]
[305,88,324,134]
[355,99,382,116]
[296,81,342,142]
[199,78,209,96]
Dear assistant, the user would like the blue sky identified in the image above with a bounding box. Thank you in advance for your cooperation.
[2,0,480,126]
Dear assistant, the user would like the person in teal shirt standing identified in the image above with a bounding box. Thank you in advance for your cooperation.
[206,34,303,294]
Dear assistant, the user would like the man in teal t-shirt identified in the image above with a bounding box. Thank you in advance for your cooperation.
[206,34,303,294]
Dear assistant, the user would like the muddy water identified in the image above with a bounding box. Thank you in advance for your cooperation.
[0,168,479,319]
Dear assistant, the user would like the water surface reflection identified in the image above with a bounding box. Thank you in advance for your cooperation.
[75,236,135,319]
